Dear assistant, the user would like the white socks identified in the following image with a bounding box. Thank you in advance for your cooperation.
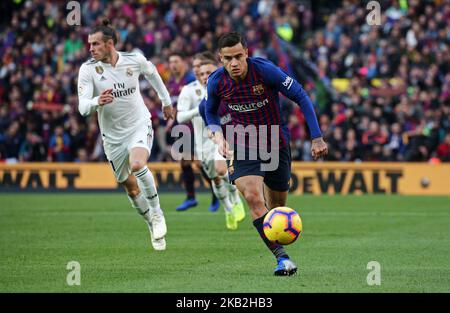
[221,174,241,204]
[133,166,162,215]
[212,181,233,213]
[128,192,152,222]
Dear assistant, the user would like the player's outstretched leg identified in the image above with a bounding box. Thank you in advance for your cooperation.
[133,166,167,239]
[235,176,297,276]
[129,147,167,250]
[124,175,166,251]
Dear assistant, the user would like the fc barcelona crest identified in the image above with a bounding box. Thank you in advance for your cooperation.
[126,67,133,77]
[195,89,202,96]
[95,66,104,74]
[252,84,264,95]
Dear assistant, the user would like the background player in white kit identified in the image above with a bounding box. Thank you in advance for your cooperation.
[177,52,245,230]
[77,20,173,250]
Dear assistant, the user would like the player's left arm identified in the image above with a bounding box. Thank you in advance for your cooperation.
[199,99,214,140]
[258,59,328,159]
[138,54,173,120]
[176,86,199,124]
[204,75,222,134]
[198,99,208,126]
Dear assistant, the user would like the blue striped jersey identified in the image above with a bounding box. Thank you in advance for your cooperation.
[204,57,321,150]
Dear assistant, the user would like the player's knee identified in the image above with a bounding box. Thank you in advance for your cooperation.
[215,163,227,176]
[244,189,264,210]
[130,160,146,172]
[125,185,140,198]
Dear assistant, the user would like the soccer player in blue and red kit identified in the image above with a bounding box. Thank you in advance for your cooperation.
[204,32,328,276]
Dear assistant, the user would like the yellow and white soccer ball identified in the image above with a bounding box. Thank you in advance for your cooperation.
[263,207,302,245]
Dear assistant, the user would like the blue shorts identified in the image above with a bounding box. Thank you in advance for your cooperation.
[227,145,292,192]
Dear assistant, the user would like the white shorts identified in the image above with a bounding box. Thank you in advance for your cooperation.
[104,123,153,183]
[201,145,226,179]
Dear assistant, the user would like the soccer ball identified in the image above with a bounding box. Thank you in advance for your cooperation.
[263,207,302,245]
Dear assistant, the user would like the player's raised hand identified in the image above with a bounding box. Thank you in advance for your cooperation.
[98,89,114,106]
[162,105,174,120]
[311,137,328,160]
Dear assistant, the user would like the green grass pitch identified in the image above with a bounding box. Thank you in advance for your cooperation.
[0,193,449,292]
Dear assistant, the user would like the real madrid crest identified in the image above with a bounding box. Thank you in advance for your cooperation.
[195,89,202,96]
[126,68,133,77]
[252,84,264,95]
[95,66,104,75]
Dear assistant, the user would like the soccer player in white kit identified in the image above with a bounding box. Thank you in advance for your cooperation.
[77,20,172,250]
[177,52,245,230]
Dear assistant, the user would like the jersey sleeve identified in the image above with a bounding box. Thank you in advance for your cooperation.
[204,72,222,133]
[176,85,199,123]
[198,99,207,126]
[138,53,172,107]
[77,63,99,116]
[253,58,322,139]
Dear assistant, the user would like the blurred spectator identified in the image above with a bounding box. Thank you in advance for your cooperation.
[0,121,23,161]
[75,148,89,163]
[83,119,104,162]
[343,128,362,161]
[18,131,46,162]
[288,114,302,160]
[47,125,71,162]
[437,133,450,162]
[386,122,405,161]
[164,51,195,149]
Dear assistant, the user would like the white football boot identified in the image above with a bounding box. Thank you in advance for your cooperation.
[147,221,166,251]
[150,209,167,240]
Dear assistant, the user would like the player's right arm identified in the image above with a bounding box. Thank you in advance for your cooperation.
[77,64,100,116]
[176,85,199,124]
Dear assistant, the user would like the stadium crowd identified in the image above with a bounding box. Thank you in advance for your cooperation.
[0,0,449,163]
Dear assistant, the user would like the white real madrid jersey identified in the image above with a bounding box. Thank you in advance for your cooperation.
[77,51,171,145]
[177,80,215,158]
